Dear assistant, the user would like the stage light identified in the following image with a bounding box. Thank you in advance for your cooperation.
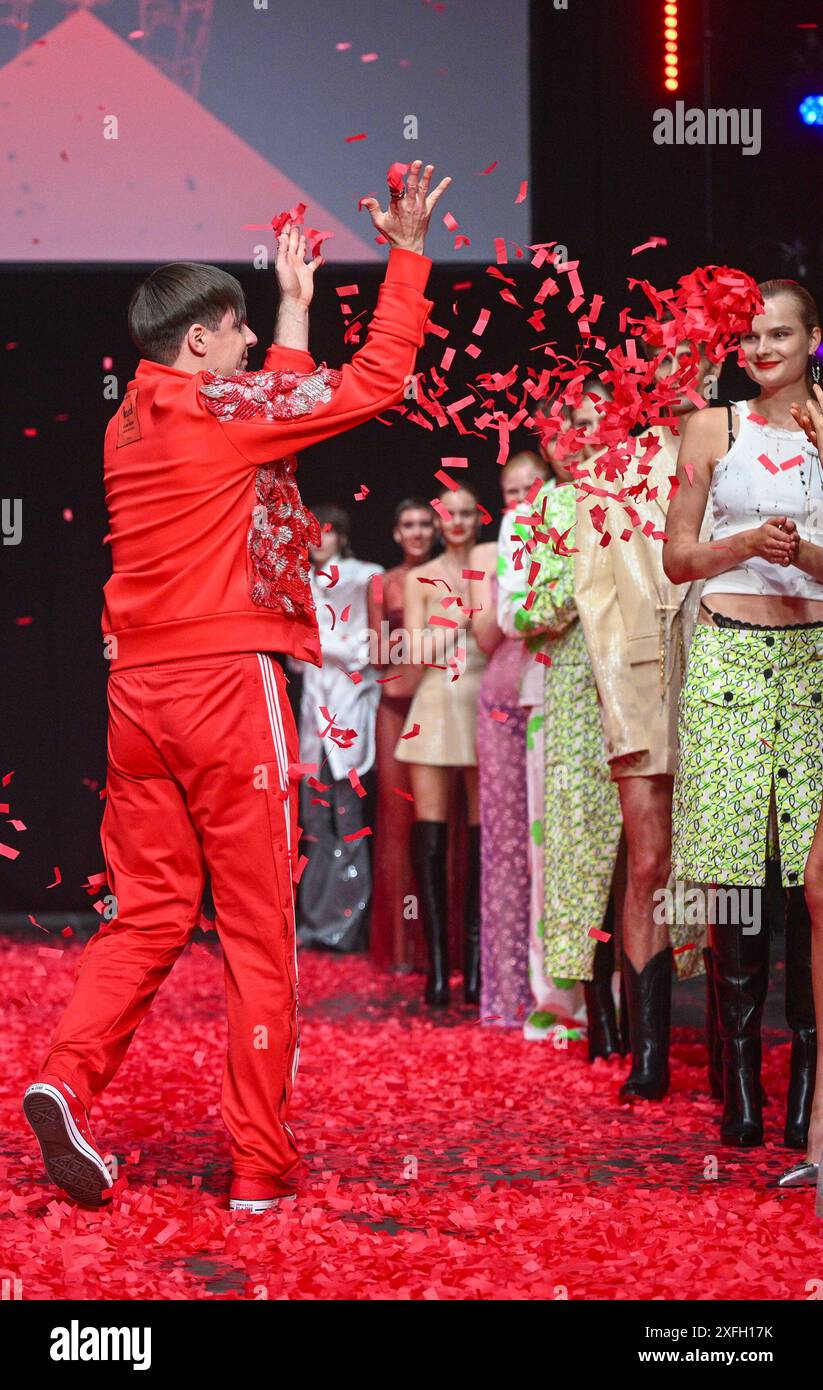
[799,95,823,127]
[662,0,679,91]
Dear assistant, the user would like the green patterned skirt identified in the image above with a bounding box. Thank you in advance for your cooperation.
[673,622,823,888]
[541,623,622,981]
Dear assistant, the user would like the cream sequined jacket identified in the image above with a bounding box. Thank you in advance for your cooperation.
[574,429,708,762]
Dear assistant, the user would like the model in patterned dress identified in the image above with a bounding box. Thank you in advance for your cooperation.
[470,452,549,1029]
[665,280,823,1159]
[497,435,624,1055]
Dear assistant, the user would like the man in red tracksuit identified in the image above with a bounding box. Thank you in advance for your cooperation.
[23,160,449,1213]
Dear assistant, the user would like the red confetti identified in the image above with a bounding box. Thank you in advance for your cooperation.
[631,235,669,256]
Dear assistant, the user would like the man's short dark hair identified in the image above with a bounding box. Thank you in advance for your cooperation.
[128,262,246,366]
[312,504,353,558]
[393,496,436,528]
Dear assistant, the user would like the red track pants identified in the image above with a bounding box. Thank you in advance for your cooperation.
[41,651,301,1190]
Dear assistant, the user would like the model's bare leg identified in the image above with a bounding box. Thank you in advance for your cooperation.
[616,772,674,1102]
[617,774,673,971]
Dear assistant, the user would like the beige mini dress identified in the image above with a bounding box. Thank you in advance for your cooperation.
[394,588,487,766]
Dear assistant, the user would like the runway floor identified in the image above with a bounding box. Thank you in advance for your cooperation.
[2,936,821,1300]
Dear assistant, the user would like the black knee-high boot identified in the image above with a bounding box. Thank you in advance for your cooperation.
[618,946,673,1102]
[784,886,817,1150]
[712,915,770,1147]
[463,825,481,1005]
[410,820,450,1007]
[585,897,622,1061]
[703,947,724,1100]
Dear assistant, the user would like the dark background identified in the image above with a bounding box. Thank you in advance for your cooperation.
[3,0,823,915]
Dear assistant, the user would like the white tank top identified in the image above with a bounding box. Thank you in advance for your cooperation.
[702,398,823,600]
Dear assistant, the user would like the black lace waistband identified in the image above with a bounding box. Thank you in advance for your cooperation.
[700,600,823,632]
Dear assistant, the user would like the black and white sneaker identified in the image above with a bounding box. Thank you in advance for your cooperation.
[23,1077,114,1207]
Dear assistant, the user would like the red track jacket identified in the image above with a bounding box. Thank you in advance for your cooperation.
[102,247,434,671]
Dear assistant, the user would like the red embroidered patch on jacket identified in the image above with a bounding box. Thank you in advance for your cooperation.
[248,457,320,618]
[198,364,342,422]
[198,363,341,619]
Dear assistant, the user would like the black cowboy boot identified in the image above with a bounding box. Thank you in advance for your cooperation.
[410,820,450,1008]
[784,886,817,1150]
[703,947,724,1100]
[712,913,770,1147]
[463,825,481,1005]
[585,898,623,1060]
[618,945,673,1102]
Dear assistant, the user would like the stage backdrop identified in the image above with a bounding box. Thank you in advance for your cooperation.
[0,0,530,264]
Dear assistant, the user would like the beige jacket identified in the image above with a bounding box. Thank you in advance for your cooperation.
[574,429,706,763]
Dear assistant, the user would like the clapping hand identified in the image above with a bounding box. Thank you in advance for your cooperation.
[275,220,322,308]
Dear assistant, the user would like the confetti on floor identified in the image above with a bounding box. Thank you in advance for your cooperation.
[2,940,821,1300]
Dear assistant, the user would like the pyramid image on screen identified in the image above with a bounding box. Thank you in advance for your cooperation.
[0,9,379,262]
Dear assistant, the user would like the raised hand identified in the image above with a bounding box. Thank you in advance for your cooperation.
[275,220,322,308]
[790,382,823,462]
[359,160,452,255]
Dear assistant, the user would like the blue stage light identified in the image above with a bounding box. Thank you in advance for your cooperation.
[799,95,823,127]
